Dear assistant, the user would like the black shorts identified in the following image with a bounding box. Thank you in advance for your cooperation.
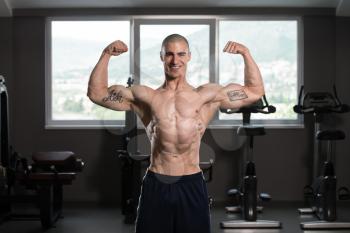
[135,170,211,233]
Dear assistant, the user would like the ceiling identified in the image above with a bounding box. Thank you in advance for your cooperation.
[1,0,350,17]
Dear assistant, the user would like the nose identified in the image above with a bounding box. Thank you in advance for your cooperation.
[171,54,179,64]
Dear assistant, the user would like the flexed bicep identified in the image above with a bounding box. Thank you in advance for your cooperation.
[89,85,134,111]
[221,41,265,109]
[219,84,261,110]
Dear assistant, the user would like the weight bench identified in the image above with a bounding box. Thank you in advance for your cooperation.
[2,151,84,228]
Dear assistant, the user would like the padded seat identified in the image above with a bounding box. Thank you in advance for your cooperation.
[316,130,345,141]
[129,153,150,161]
[237,126,266,136]
[32,151,83,172]
[32,151,75,166]
[199,161,214,170]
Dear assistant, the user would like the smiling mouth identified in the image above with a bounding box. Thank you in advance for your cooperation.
[170,65,181,70]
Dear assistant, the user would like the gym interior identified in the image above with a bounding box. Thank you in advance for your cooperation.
[1,1,350,233]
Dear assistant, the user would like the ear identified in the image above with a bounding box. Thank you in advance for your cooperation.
[188,51,192,62]
[160,51,164,62]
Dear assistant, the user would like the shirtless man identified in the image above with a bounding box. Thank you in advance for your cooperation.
[87,34,264,233]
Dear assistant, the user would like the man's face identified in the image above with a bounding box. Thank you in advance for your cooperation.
[160,40,191,79]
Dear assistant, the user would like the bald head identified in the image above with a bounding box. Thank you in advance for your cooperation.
[161,34,190,55]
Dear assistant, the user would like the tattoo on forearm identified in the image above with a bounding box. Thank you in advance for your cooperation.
[102,90,123,103]
[227,90,248,101]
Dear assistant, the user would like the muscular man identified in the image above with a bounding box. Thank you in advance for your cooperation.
[87,34,264,233]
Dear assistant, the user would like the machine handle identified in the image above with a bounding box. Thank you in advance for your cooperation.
[294,85,349,114]
[294,104,350,114]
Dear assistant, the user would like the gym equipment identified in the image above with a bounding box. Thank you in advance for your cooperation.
[294,85,350,229]
[220,96,282,229]
[118,77,215,224]
[0,75,84,228]
[118,150,149,224]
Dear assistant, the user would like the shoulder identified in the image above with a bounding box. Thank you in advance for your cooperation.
[196,83,222,92]
[194,83,224,103]
[196,83,223,97]
[127,85,157,106]
[131,85,155,97]
[132,84,155,92]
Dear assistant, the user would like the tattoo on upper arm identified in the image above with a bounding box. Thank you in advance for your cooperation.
[227,90,248,101]
[102,90,123,103]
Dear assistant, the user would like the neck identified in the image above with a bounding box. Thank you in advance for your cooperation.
[162,75,188,90]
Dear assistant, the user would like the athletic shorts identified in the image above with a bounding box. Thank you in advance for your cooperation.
[135,169,211,233]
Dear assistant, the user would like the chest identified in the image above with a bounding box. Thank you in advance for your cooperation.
[151,90,202,119]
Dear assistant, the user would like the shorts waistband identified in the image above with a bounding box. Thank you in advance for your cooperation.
[145,169,204,184]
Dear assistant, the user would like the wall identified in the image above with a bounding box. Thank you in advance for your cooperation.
[0,18,13,148]
[335,17,350,192]
[8,9,344,204]
[0,18,12,81]
[0,18,12,79]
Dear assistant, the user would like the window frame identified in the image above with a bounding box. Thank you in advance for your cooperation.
[210,16,304,128]
[45,15,303,129]
[45,16,133,129]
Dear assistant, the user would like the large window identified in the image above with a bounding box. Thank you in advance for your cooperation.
[46,17,302,128]
[218,20,299,122]
[47,19,130,128]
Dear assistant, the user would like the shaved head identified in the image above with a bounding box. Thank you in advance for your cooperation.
[161,34,190,55]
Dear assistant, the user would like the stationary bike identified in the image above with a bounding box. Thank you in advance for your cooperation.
[294,85,350,229]
[220,96,282,229]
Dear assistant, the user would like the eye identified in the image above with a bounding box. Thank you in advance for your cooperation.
[165,52,173,57]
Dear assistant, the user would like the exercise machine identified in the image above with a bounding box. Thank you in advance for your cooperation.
[294,85,350,229]
[118,77,215,224]
[220,96,282,229]
[0,75,84,228]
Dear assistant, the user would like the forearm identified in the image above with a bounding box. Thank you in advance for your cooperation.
[242,52,265,95]
[87,52,111,99]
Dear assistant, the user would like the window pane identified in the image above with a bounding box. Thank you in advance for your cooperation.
[51,20,130,121]
[140,25,210,88]
[219,20,298,120]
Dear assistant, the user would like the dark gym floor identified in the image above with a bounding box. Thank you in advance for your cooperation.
[1,202,350,233]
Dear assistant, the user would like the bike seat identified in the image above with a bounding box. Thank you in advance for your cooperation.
[237,126,266,136]
[129,152,150,161]
[316,130,345,141]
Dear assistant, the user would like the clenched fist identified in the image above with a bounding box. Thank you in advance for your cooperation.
[103,40,128,56]
[223,41,249,55]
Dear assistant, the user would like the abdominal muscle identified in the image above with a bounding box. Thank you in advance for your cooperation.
[147,116,204,176]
